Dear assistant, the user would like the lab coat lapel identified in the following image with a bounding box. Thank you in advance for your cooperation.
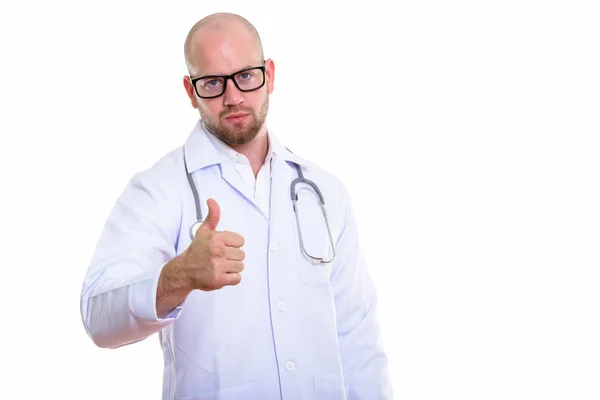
[198,124,256,208]
[270,156,294,221]
[218,161,256,206]
[267,133,315,260]
[268,156,297,274]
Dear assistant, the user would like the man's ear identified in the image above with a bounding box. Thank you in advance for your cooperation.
[265,58,275,94]
[183,76,199,109]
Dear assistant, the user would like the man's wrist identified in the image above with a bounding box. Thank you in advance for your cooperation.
[156,254,193,319]
[163,253,193,293]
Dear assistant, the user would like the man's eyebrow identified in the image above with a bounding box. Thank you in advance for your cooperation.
[197,65,257,78]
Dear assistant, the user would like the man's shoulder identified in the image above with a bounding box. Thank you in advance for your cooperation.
[129,145,186,188]
[286,151,351,204]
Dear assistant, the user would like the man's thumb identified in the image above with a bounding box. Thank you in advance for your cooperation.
[201,198,221,231]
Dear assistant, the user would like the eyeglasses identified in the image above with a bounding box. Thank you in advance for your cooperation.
[190,65,266,99]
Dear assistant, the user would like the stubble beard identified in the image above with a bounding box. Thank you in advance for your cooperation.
[200,96,269,146]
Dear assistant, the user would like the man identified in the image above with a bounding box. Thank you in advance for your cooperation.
[80,12,393,400]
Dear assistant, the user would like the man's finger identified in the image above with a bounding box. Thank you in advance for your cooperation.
[199,198,221,232]
[222,272,242,286]
[224,247,245,262]
[225,261,244,274]
[221,231,245,248]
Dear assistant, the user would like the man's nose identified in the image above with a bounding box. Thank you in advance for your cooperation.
[223,79,243,106]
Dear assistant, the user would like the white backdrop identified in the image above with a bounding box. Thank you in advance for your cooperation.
[1,0,599,399]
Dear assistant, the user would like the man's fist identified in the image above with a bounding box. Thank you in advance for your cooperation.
[183,198,245,291]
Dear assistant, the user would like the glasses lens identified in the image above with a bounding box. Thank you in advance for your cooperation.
[195,77,226,98]
[234,68,264,91]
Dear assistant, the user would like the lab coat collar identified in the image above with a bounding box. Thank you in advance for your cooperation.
[183,120,220,173]
[267,127,312,171]
[183,119,312,174]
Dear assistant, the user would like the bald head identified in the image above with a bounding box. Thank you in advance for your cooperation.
[184,13,264,75]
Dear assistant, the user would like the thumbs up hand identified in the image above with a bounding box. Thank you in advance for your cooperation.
[182,198,246,291]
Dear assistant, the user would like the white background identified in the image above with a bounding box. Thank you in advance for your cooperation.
[1,0,599,399]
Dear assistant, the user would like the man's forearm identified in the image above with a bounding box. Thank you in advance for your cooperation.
[156,254,193,318]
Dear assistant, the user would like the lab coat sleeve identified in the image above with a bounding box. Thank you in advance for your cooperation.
[80,165,184,349]
[331,186,394,399]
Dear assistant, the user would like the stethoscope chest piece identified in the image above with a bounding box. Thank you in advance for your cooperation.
[190,219,203,240]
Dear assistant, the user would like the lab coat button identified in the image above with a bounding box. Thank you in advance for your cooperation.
[269,242,278,251]
[277,301,286,311]
[285,361,296,371]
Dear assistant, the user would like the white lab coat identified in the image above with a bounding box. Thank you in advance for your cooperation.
[80,121,393,399]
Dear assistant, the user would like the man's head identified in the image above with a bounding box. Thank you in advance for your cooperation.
[183,13,274,146]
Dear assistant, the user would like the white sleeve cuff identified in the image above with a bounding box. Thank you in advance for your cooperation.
[130,262,186,322]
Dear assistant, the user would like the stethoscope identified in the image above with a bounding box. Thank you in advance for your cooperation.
[183,145,336,263]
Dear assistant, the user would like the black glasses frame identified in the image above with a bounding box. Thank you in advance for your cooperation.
[190,65,266,99]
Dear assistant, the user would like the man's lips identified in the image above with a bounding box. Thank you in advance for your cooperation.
[224,113,249,123]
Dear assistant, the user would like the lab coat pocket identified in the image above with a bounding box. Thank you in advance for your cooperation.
[314,374,346,399]
[300,262,332,287]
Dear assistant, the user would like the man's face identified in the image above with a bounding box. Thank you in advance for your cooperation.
[184,27,274,146]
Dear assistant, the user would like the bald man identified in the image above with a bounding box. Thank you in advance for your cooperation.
[81,12,393,400]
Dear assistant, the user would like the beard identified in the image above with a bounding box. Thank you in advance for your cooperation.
[199,95,269,146]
